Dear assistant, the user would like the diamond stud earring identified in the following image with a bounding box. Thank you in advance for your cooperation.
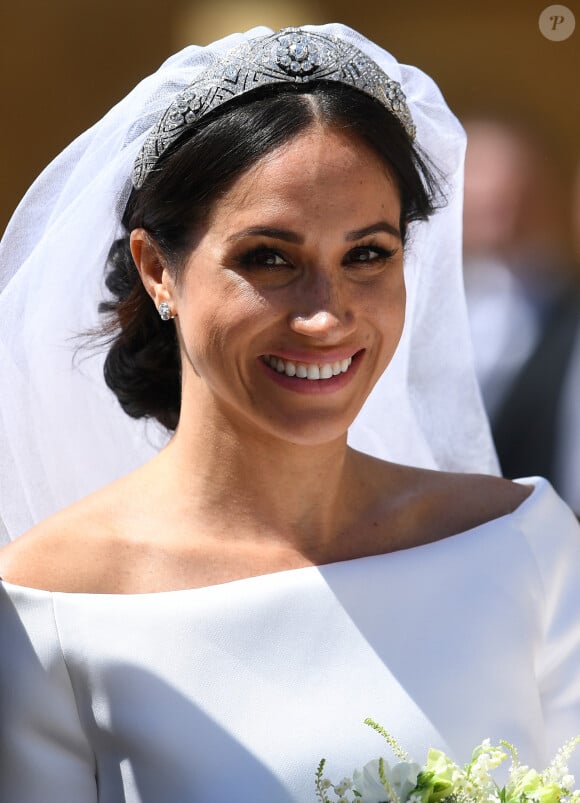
[158,301,172,321]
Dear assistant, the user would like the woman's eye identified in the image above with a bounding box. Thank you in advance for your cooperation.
[345,245,397,265]
[236,247,290,270]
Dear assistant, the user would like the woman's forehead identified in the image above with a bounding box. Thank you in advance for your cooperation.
[207,126,400,229]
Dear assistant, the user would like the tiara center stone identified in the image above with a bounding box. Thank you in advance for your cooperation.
[275,32,320,76]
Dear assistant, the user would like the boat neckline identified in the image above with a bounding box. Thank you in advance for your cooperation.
[0,477,544,598]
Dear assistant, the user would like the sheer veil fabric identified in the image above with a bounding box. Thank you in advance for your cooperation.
[0,24,498,544]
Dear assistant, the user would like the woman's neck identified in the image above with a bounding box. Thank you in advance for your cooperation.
[151,408,371,558]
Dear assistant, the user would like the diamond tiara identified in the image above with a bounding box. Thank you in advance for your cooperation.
[132,28,416,189]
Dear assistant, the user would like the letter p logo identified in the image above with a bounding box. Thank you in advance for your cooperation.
[539,5,576,40]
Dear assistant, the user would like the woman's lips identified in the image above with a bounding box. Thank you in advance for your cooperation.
[258,349,364,393]
[261,354,353,380]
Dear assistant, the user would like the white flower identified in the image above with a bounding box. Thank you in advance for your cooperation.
[353,760,391,803]
[562,775,575,790]
[390,761,422,800]
[318,725,580,803]
[334,778,353,795]
[353,759,421,803]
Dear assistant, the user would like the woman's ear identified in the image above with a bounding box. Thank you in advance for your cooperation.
[130,229,176,313]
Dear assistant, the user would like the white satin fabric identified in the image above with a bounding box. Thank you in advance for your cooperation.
[1,478,579,802]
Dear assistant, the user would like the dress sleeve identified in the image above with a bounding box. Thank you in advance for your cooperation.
[0,582,98,801]
[521,480,580,774]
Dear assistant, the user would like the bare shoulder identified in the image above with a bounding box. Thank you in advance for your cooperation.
[401,466,534,544]
[428,470,533,523]
[0,484,131,593]
[353,451,535,550]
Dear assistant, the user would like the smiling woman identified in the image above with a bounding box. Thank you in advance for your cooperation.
[130,124,406,445]
[107,78,434,434]
[0,23,579,803]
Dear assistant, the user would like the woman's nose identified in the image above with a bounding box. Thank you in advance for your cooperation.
[288,275,356,340]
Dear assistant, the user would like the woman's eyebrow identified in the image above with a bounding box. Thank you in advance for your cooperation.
[226,221,401,244]
[346,221,401,241]
[227,227,303,244]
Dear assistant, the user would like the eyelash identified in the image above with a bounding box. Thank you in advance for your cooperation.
[344,244,398,266]
[234,243,398,271]
[235,247,290,270]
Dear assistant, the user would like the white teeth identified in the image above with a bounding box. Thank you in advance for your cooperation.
[264,354,354,380]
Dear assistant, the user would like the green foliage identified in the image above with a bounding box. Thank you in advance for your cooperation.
[316,758,332,803]
[364,718,409,761]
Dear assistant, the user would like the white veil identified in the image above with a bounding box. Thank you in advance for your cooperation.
[0,23,498,544]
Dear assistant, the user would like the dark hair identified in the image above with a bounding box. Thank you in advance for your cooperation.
[100,82,444,430]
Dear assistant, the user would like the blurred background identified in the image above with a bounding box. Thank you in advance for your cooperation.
[2,0,580,509]
[2,0,578,236]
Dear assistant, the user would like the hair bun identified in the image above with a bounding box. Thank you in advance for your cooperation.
[100,236,181,431]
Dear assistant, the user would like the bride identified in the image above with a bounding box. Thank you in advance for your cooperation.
[0,24,578,802]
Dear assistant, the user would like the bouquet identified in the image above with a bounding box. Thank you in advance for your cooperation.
[316,719,580,803]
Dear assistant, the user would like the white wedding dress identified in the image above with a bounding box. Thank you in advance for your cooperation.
[1,477,579,802]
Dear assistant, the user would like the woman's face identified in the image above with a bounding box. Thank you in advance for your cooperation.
[171,124,405,446]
